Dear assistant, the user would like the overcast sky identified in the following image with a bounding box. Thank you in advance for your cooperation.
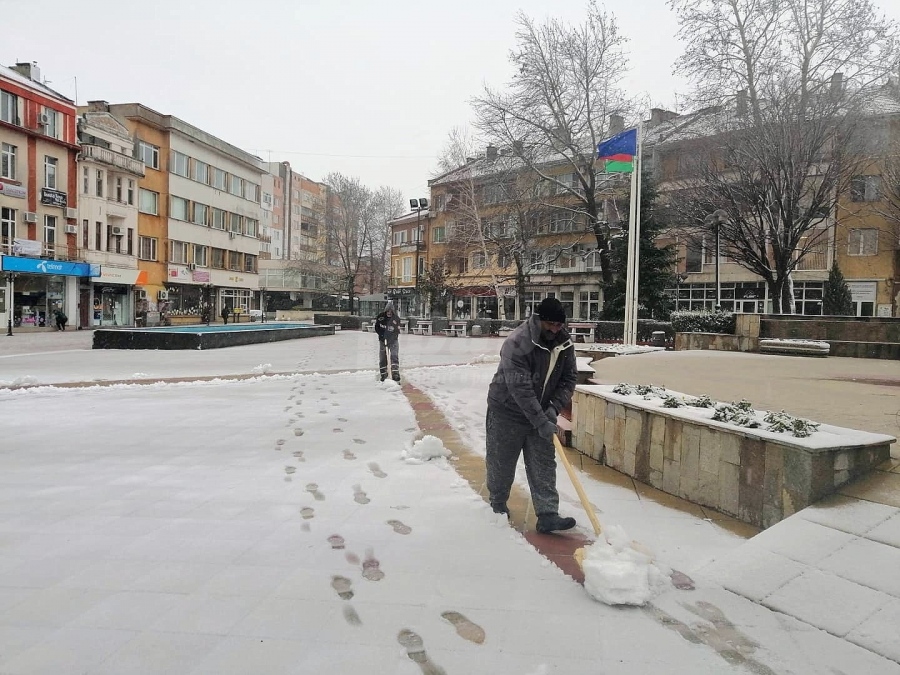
[5,0,900,208]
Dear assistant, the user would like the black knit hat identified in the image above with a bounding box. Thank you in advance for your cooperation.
[537,297,566,323]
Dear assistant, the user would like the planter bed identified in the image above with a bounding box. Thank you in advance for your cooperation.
[758,338,830,357]
[572,384,894,529]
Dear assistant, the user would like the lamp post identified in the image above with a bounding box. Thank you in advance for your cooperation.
[260,287,266,323]
[205,283,212,326]
[704,209,729,310]
[409,197,429,317]
[6,272,14,337]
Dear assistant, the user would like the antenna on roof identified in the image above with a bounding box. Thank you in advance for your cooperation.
[74,76,78,106]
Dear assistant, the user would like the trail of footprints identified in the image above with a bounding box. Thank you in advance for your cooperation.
[277,379,485,660]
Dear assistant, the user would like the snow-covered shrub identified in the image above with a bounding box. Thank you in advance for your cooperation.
[764,411,820,438]
[712,399,760,428]
[661,395,684,408]
[685,395,714,408]
[670,309,736,334]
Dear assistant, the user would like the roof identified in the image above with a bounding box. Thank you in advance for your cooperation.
[0,63,73,105]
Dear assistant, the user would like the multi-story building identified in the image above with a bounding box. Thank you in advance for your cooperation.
[76,102,146,326]
[105,103,265,319]
[1,61,82,329]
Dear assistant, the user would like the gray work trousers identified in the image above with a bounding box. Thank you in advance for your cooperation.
[485,406,559,516]
[379,340,400,381]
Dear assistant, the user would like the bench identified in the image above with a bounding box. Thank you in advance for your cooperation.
[361,323,374,332]
[410,321,432,336]
[567,322,595,343]
[442,327,465,337]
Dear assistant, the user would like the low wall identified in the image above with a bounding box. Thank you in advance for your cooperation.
[754,314,900,360]
[572,386,894,529]
[674,332,758,352]
[93,324,334,350]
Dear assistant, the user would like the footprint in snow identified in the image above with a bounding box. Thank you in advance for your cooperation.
[441,611,486,645]
[328,534,345,550]
[342,604,362,625]
[319,410,328,415]
[337,417,348,422]
[367,462,386,478]
[331,575,353,599]
[276,439,286,446]
[288,394,295,400]
[343,450,356,460]
[345,551,360,565]
[300,507,315,519]
[332,428,344,433]
[292,450,305,461]
[404,428,416,433]
[331,402,340,407]
[306,483,325,501]
[352,485,370,505]
[397,629,445,674]
[361,550,384,581]
[285,466,296,475]
[352,438,366,445]
[294,428,304,437]
[387,520,411,535]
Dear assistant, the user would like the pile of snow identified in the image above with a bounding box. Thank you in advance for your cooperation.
[2,375,39,388]
[581,525,670,606]
[251,363,273,374]
[470,354,501,364]
[129,373,151,379]
[379,379,401,391]
[402,434,451,462]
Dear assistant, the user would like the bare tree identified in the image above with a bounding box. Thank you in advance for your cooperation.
[471,2,632,285]
[368,186,404,294]
[666,0,900,312]
[323,172,373,313]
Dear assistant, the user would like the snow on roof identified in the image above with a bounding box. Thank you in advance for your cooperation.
[0,63,73,104]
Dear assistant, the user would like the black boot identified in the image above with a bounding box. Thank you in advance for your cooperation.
[491,502,510,517]
[536,513,576,533]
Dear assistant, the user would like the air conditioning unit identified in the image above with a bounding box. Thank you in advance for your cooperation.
[66,208,78,219]
[24,211,38,223]
[158,290,169,300]
[64,224,78,234]
[38,113,51,126]
[188,263,197,271]
[111,226,125,236]
[136,289,148,300]
[228,231,236,239]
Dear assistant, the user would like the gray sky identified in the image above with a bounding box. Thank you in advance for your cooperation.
[6,0,900,205]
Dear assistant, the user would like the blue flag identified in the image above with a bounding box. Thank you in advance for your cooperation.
[597,128,637,159]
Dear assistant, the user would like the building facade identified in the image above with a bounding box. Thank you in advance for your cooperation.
[1,61,82,330]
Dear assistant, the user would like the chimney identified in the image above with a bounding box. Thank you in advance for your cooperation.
[486,145,498,160]
[830,72,844,97]
[736,89,748,117]
[11,61,41,83]
[649,108,679,128]
[87,100,109,113]
[608,114,624,134]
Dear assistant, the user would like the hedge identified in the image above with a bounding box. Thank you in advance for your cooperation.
[670,310,736,334]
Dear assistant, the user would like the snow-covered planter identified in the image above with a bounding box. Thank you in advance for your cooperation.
[758,338,830,357]
[572,384,895,529]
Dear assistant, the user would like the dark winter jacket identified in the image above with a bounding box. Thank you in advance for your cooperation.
[375,310,401,344]
[487,314,577,428]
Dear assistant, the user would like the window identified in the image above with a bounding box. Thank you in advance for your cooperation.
[229,174,243,197]
[192,203,208,226]
[228,250,242,270]
[584,250,602,270]
[82,166,89,194]
[230,212,242,234]
[127,180,135,205]
[95,169,103,197]
[42,108,59,138]
[212,168,226,190]
[127,228,134,255]
[138,236,158,261]
[549,209,574,233]
[138,142,159,170]
[850,175,881,202]
[0,90,17,124]
[211,208,225,229]
[44,156,58,189]
[139,189,159,215]
[1,143,16,179]
[211,247,225,268]
[171,151,190,177]
[497,252,510,268]
[471,251,486,268]
[245,182,260,202]
[848,229,878,256]
[169,240,189,264]
[115,177,123,203]
[402,256,413,282]
[81,219,88,249]
[392,230,408,246]
[579,291,601,321]
[1,207,16,245]
[193,244,208,267]
[170,196,189,221]
[244,254,257,273]
[529,251,545,272]
[95,222,102,251]
[432,226,445,243]
[245,218,258,237]
[193,160,209,184]
[44,215,57,248]
[685,243,703,273]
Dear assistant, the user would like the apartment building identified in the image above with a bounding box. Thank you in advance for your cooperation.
[1,61,82,329]
[105,103,264,319]
[76,103,146,326]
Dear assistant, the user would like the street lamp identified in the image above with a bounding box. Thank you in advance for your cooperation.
[5,272,14,337]
[205,283,212,326]
[410,197,429,317]
[260,287,267,323]
[704,209,729,310]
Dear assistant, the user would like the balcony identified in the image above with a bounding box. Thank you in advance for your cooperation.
[80,144,145,177]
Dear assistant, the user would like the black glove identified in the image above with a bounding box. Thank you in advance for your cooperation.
[543,405,558,425]
[537,419,557,442]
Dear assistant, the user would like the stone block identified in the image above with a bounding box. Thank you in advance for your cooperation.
[649,468,663,490]
[698,469,719,508]
[624,408,643,454]
[739,483,764,528]
[720,433,741,465]
[663,457,681,495]
[763,443,785,518]
[718,462,740,516]
[699,428,721,474]
[664,418,682,461]
[740,438,766,489]
[649,416,665,472]
[833,451,850,472]
[623,450,636,476]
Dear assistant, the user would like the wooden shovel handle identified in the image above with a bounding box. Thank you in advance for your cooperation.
[553,434,603,536]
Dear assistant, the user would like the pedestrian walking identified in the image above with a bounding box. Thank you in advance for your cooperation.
[221,306,230,325]
[54,308,68,331]
[485,297,578,533]
[375,301,401,382]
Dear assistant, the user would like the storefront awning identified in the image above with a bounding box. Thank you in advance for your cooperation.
[453,286,496,297]
[93,268,148,285]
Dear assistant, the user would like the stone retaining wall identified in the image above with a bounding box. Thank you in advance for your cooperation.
[572,388,894,528]
[674,332,758,352]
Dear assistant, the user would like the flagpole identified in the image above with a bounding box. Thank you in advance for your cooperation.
[624,123,643,346]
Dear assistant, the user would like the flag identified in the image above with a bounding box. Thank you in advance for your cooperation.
[597,128,637,173]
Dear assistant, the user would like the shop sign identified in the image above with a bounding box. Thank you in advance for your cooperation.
[40,188,68,208]
[192,270,210,283]
[847,281,876,303]
[228,275,245,283]
[388,287,414,296]
[0,182,26,199]
[1,255,99,277]
[11,238,41,256]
